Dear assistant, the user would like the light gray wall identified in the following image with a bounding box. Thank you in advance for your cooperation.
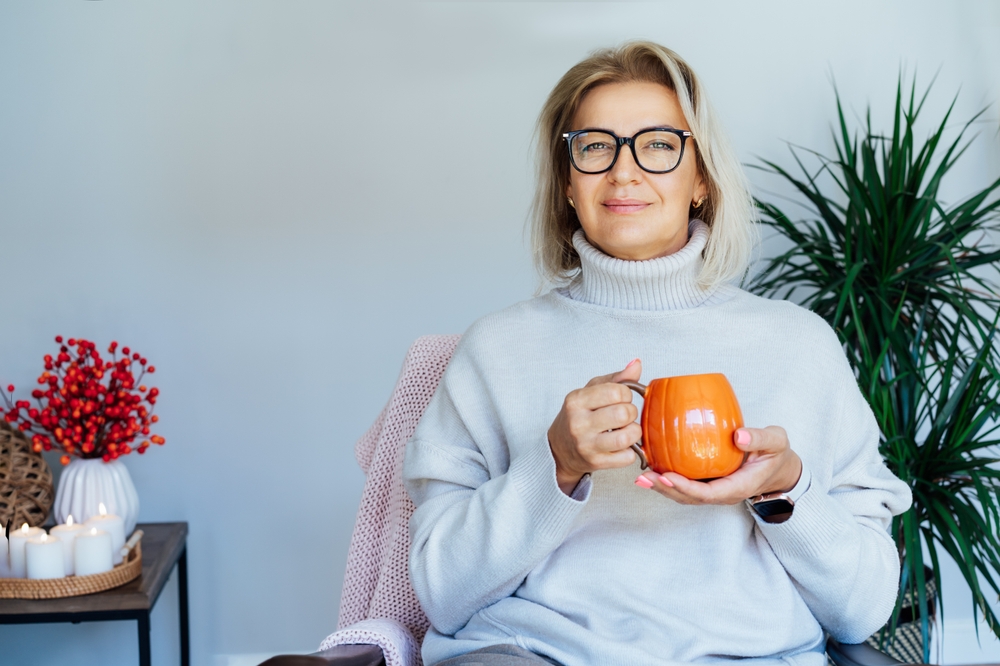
[1,2,998,665]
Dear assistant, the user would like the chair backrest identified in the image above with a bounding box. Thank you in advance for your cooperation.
[337,335,461,647]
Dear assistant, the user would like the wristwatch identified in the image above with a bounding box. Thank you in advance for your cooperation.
[748,491,795,524]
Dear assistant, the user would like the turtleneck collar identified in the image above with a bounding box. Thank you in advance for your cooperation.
[565,219,717,311]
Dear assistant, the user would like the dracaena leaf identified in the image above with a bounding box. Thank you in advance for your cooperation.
[749,74,1000,659]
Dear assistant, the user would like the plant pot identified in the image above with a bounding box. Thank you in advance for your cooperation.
[864,568,937,663]
[52,458,139,536]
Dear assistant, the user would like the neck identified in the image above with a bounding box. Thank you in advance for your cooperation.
[567,219,717,311]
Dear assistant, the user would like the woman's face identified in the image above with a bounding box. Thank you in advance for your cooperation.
[566,81,707,261]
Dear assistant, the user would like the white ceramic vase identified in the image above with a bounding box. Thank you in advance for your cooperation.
[53,458,140,536]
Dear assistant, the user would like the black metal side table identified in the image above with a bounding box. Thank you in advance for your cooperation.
[0,521,189,666]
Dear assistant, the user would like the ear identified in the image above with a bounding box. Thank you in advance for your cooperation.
[566,182,574,200]
[692,170,708,207]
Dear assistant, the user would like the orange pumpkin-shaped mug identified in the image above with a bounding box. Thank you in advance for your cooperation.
[620,373,746,480]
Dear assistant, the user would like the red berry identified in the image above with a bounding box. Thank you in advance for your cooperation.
[60,455,70,465]
[55,336,63,343]
[6,385,13,393]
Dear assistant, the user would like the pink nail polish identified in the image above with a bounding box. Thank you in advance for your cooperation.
[658,475,674,488]
[736,429,751,446]
[626,358,640,369]
[634,475,653,489]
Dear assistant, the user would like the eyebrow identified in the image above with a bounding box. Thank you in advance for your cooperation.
[575,125,683,134]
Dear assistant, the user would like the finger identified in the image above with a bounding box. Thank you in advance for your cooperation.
[585,358,641,388]
[592,422,642,453]
[589,445,639,470]
[636,473,700,505]
[733,426,789,454]
[610,358,642,384]
[567,382,634,411]
[635,470,661,490]
[589,401,639,433]
[656,473,721,502]
[656,471,754,505]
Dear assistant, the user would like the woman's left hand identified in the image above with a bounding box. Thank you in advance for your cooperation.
[636,426,802,505]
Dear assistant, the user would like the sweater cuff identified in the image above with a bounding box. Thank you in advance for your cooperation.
[786,464,812,502]
[507,438,590,533]
[570,473,592,501]
[751,472,854,560]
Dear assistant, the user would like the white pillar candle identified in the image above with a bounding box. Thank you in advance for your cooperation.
[86,503,126,565]
[8,523,45,578]
[50,515,87,576]
[74,527,113,576]
[26,533,65,579]
[0,524,10,577]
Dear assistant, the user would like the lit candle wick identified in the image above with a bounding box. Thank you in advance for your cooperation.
[67,515,75,526]
[20,523,29,534]
[98,503,108,516]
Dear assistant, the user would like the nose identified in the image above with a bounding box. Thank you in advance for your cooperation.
[607,142,642,185]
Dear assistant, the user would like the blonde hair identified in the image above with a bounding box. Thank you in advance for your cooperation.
[530,41,757,289]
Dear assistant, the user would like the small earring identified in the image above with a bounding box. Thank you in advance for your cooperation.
[693,196,707,209]
[567,197,576,209]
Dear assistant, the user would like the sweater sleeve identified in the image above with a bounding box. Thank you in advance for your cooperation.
[751,350,912,644]
[403,337,590,636]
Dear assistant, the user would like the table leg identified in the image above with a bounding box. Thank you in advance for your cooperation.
[138,611,151,666]
[179,546,190,666]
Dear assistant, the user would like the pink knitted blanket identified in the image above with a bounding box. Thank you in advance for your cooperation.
[321,335,460,666]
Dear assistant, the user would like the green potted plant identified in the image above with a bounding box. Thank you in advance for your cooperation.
[749,78,1000,662]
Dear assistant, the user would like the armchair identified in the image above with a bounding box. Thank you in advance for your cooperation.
[261,336,909,666]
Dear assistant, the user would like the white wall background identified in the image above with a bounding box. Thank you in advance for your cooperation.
[1,2,998,664]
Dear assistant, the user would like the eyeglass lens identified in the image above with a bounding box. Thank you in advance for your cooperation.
[569,130,684,173]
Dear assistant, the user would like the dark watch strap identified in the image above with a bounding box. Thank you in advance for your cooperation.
[748,491,795,524]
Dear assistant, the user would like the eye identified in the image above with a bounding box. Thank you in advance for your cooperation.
[645,140,676,151]
[580,141,612,153]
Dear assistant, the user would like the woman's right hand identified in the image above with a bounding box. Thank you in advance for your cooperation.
[548,359,644,495]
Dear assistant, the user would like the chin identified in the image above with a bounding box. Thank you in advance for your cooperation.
[589,228,681,262]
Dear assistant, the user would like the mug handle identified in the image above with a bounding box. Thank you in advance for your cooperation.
[619,381,649,470]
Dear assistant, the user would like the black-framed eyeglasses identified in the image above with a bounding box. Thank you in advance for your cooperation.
[562,127,693,174]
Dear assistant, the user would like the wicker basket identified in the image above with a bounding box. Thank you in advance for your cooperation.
[863,573,938,663]
[0,420,54,528]
[0,532,142,599]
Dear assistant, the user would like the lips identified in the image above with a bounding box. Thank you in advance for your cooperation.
[602,198,649,214]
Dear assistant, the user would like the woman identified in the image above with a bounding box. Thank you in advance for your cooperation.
[403,42,911,666]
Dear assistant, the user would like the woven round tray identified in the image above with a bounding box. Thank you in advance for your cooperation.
[0,533,142,599]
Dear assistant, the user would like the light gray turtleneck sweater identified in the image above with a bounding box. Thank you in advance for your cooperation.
[403,221,912,666]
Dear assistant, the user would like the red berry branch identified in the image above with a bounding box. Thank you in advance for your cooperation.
[2,337,164,464]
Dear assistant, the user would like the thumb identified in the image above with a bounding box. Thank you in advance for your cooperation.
[611,358,642,384]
